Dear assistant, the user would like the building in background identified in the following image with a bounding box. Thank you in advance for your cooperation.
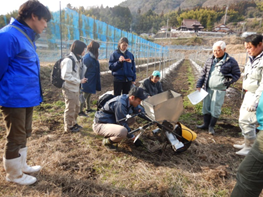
[178,19,204,32]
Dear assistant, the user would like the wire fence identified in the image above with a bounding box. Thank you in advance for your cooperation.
[31,7,169,64]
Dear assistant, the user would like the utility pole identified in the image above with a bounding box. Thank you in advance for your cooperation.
[166,18,169,38]
[60,1,62,58]
[224,5,228,25]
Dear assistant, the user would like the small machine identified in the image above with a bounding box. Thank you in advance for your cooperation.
[129,90,197,153]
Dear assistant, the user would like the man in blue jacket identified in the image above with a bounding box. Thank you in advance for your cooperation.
[0,0,51,185]
[196,41,240,135]
[92,87,147,150]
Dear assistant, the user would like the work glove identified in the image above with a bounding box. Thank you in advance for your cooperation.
[224,81,231,88]
[247,103,258,112]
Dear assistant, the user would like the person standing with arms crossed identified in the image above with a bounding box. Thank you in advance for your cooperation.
[0,0,51,185]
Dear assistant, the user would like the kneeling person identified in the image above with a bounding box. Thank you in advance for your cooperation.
[92,87,147,150]
[140,70,163,97]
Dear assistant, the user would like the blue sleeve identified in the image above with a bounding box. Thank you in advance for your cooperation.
[83,56,91,70]
[257,92,263,130]
[230,59,241,83]
[132,54,136,81]
[196,61,208,88]
[114,102,131,132]
[109,52,123,71]
[0,32,17,80]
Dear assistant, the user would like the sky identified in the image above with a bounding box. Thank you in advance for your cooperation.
[0,0,125,15]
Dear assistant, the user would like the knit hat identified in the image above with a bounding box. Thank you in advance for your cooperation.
[152,70,161,77]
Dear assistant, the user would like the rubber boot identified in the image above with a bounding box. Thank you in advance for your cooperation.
[233,139,245,149]
[208,117,218,135]
[19,147,41,173]
[3,156,37,185]
[197,114,211,129]
[236,138,255,156]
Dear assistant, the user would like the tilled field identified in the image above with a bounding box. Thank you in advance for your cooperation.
[0,59,261,197]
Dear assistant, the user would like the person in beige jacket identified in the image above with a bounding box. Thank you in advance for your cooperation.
[61,40,87,133]
[234,34,263,156]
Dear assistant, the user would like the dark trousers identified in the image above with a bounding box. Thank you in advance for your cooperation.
[0,107,33,159]
[231,140,263,197]
[114,81,132,96]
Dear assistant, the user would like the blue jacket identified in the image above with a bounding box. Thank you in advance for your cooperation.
[257,92,263,130]
[196,53,240,90]
[0,18,42,107]
[109,49,136,82]
[94,94,144,132]
[81,53,101,94]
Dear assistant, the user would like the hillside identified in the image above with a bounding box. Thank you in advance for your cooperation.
[120,0,249,14]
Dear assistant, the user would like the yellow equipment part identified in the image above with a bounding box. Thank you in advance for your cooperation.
[179,123,197,141]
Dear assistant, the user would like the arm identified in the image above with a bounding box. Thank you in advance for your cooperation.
[196,61,208,89]
[115,102,131,132]
[229,59,241,84]
[157,82,163,93]
[131,54,136,82]
[0,33,17,80]
[109,53,123,72]
[61,58,81,85]
[139,80,150,97]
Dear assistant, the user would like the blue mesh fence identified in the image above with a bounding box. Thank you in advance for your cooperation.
[31,8,169,63]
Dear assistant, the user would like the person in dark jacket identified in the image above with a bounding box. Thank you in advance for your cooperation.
[109,37,136,96]
[0,0,51,185]
[80,41,101,115]
[140,70,163,97]
[196,41,240,135]
[92,87,147,150]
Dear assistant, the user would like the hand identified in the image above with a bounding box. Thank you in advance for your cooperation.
[119,56,125,62]
[224,81,231,87]
[81,78,88,84]
[132,81,136,85]
[196,88,201,92]
[247,104,257,112]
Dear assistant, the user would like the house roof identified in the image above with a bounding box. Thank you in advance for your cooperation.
[181,19,204,29]
[213,24,234,33]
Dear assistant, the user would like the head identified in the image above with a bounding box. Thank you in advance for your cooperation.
[87,41,100,59]
[213,41,226,58]
[151,70,161,83]
[70,40,87,57]
[128,87,147,107]
[17,0,51,34]
[244,34,263,57]
[118,37,129,52]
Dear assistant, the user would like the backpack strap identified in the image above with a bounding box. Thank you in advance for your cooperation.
[67,55,76,72]
[10,25,34,48]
